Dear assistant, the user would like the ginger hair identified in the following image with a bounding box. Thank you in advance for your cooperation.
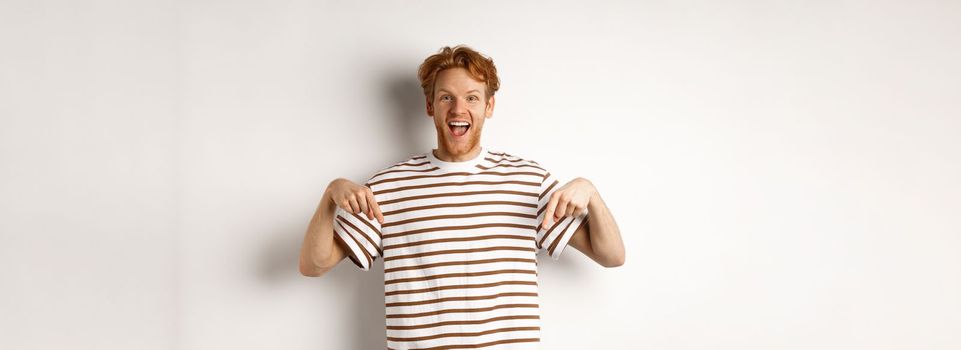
[417,45,500,102]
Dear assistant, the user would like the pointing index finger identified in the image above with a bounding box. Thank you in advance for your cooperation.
[542,194,559,230]
[367,190,385,225]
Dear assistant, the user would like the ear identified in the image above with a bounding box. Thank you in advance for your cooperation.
[425,95,434,117]
[485,95,495,118]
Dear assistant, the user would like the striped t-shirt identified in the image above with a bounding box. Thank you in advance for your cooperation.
[332,147,589,350]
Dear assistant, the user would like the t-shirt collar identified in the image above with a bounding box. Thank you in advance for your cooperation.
[426,146,487,172]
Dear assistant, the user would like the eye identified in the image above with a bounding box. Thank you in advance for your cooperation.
[440,95,452,102]
[467,95,479,102]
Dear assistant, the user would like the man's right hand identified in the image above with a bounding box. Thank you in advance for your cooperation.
[325,178,385,225]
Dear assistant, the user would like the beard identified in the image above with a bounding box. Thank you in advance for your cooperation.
[434,122,482,156]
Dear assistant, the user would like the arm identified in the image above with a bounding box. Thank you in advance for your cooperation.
[568,185,625,267]
[299,188,348,277]
[299,178,385,277]
[541,177,625,268]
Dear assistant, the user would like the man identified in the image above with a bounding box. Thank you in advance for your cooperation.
[299,45,625,349]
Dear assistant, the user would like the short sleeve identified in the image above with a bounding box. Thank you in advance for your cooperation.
[534,170,590,260]
[332,206,383,271]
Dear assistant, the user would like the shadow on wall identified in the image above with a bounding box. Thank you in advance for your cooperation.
[258,224,387,349]
[385,67,435,158]
[258,68,429,348]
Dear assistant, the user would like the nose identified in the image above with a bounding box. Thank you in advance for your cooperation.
[449,97,468,116]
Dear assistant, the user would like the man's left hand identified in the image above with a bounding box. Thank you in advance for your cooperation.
[540,177,596,230]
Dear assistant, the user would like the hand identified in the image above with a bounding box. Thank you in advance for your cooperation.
[325,178,385,224]
[540,177,596,230]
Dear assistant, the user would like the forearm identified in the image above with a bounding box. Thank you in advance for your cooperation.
[585,190,625,266]
[299,189,337,274]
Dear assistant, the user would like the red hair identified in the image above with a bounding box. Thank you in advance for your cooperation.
[417,45,500,101]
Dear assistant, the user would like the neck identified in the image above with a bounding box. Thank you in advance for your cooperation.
[433,144,482,162]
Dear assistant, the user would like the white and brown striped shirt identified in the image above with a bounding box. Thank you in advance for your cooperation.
[332,147,589,350]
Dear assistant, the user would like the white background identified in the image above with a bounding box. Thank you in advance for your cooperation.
[2,0,959,349]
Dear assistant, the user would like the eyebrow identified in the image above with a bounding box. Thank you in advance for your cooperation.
[438,89,481,95]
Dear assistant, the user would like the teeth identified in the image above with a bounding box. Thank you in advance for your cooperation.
[448,121,469,127]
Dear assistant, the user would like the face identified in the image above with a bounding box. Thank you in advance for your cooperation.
[426,67,495,158]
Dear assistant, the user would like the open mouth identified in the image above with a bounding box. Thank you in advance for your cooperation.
[447,120,471,137]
